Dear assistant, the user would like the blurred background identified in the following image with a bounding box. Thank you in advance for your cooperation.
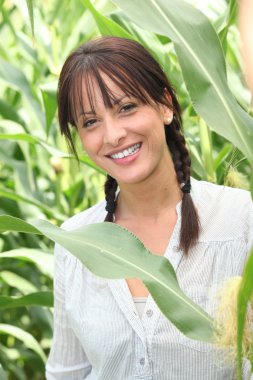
[0,0,252,378]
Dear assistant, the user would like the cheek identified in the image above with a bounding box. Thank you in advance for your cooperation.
[78,132,99,155]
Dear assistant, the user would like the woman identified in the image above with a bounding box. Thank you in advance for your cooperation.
[46,36,253,380]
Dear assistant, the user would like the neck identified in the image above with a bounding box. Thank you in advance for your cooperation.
[115,159,182,221]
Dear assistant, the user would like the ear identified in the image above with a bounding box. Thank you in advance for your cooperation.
[163,87,173,124]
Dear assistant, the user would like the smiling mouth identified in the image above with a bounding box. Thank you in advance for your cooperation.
[108,143,142,159]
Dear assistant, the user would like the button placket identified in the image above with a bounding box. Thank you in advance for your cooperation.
[139,357,145,365]
[146,309,153,318]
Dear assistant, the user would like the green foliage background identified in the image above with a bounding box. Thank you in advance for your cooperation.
[0,0,252,379]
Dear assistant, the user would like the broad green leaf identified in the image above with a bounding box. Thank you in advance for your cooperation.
[1,215,213,341]
[0,292,53,309]
[0,248,54,277]
[0,324,46,363]
[0,215,41,235]
[40,82,57,136]
[82,0,133,39]
[237,248,253,380]
[113,0,253,167]
[34,219,214,342]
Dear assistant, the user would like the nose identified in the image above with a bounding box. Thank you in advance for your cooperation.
[103,116,127,147]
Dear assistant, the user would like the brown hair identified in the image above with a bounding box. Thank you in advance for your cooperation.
[58,36,200,254]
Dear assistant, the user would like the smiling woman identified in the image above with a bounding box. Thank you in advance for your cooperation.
[57,36,198,254]
[46,36,253,380]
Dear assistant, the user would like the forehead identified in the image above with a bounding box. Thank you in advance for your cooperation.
[82,73,125,109]
[70,67,156,125]
[72,71,132,123]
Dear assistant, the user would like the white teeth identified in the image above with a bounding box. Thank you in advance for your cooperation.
[110,143,141,159]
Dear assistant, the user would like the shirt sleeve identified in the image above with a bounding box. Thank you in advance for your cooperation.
[45,243,92,380]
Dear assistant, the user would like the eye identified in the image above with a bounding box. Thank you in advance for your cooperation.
[120,103,137,113]
[83,118,97,128]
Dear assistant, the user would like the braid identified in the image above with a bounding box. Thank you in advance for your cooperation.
[104,175,118,222]
[165,117,200,254]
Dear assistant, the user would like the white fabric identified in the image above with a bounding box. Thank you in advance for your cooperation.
[46,178,253,380]
[133,297,148,318]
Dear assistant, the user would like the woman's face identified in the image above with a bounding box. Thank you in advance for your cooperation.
[76,74,173,187]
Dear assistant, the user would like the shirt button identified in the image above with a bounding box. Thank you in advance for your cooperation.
[146,309,153,317]
[139,358,145,365]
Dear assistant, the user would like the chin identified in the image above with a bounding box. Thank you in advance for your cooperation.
[116,173,150,186]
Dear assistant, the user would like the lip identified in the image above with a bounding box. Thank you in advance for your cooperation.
[105,142,142,157]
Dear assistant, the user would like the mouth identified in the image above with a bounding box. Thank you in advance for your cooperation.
[107,142,142,159]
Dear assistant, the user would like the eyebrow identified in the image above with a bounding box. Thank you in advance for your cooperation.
[78,95,129,117]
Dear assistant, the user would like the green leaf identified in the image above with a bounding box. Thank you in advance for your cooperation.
[78,154,106,175]
[0,188,64,220]
[0,365,8,380]
[0,215,41,235]
[0,292,53,309]
[0,99,25,126]
[214,144,233,170]
[40,82,57,136]
[215,0,237,33]
[0,324,46,363]
[199,118,216,183]
[110,10,168,68]
[82,0,133,39]
[0,248,54,277]
[1,215,213,342]
[0,271,38,294]
[0,133,37,143]
[237,248,253,380]
[25,0,34,37]
[0,130,105,174]
[0,60,43,127]
[113,0,253,165]
[35,219,214,342]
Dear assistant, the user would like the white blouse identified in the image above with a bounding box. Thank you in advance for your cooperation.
[46,178,253,380]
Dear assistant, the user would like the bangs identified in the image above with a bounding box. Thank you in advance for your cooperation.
[68,56,162,127]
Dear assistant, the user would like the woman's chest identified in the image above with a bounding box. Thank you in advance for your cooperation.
[123,222,176,297]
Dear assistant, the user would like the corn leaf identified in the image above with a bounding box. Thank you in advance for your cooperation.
[113,0,253,166]
[0,215,214,342]
[0,292,53,309]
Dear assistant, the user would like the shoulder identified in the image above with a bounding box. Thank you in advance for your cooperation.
[55,199,107,262]
[191,176,251,212]
[61,199,107,231]
[191,177,252,242]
